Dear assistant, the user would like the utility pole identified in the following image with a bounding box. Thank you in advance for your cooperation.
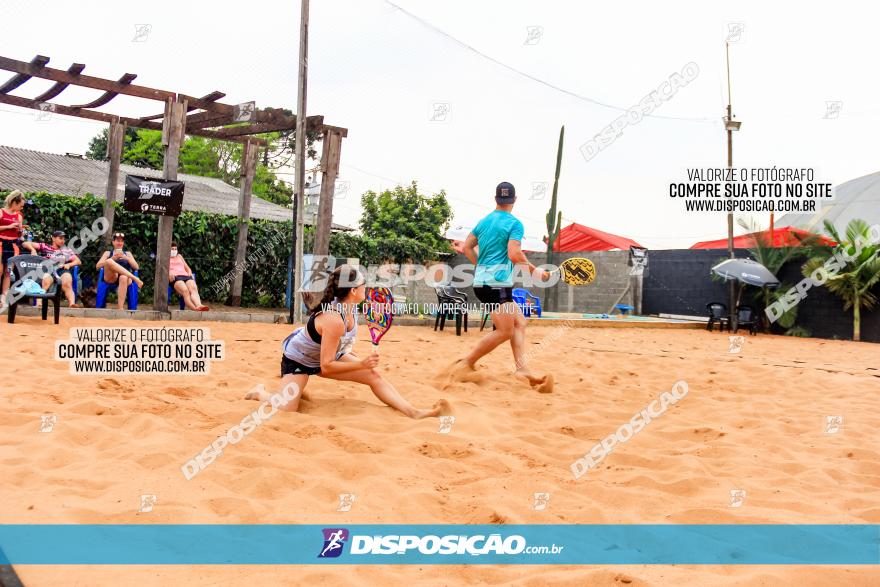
[724,41,742,327]
[290,0,310,325]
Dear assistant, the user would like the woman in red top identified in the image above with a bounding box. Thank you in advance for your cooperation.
[0,190,28,307]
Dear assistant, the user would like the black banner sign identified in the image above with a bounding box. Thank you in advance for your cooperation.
[124,175,185,217]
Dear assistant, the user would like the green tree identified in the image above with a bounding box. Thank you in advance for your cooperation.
[359,182,453,257]
[737,218,819,333]
[85,126,141,160]
[122,129,165,169]
[801,219,880,342]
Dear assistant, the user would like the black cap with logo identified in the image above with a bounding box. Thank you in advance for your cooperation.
[495,181,516,204]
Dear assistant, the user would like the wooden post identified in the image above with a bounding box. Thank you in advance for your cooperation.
[102,118,125,245]
[229,140,259,306]
[291,0,310,324]
[313,128,342,256]
[153,98,187,312]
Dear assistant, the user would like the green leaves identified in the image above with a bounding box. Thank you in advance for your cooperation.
[358,181,453,261]
[801,218,880,341]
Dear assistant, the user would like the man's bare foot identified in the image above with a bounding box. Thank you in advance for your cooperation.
[446,359,484,384]
[412,398,453,419]
[515,368,546,386]
[515,369,554,393]
[535,372,554,394]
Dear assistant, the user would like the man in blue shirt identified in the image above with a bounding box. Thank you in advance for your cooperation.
[458,181,553,392]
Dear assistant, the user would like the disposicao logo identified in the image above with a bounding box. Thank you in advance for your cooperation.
[318,531,533,557]
[318,528,349,558]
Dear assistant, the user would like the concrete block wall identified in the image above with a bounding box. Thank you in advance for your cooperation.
[641,248,880,343]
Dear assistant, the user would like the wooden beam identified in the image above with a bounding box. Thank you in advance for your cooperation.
[153,99,187,312]
[0,93,265,145]
[210,115,323,137]
[68,73,137,108]
[102,119,125,245]
[0,54,175,101]
[320,124,349,138]
[178,93,315,129]
[313,129,343,256]
[182,110,233,129]
[0,55,50,94]
[229,140,260,306]
[139,91,226,122]
[33,63,86,101]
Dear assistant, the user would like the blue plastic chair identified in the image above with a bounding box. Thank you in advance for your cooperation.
[96,267,139,310]
[512,288,542,317]
[614,303,634,316]
[168,272,197,310]
[31,265,79,306]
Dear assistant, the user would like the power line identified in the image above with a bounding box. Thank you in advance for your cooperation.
[383,0,717,123]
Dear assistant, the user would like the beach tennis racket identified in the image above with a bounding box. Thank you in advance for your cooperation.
[551,257,597,286]
[363,287,393,353]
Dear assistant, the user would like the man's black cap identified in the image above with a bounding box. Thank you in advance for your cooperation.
[495,181,516,203]
[52,230,66,238]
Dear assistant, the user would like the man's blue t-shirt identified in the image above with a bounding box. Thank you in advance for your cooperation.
[471,210,525,286]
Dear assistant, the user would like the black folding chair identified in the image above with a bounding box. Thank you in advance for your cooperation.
[706,302,729,332]
[434,285,469,336]
[734,304,758,335]
[6,255,63,324]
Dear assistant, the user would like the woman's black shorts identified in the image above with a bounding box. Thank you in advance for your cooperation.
[473,285,514,305]
[281,355,321,376]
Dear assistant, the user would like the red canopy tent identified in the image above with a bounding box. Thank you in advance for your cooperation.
[690,227,835,249]
[552,222,643,252]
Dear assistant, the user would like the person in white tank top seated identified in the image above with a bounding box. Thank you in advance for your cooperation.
[245,264,451,420]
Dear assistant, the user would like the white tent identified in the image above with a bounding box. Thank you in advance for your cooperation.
[777,171,880,235]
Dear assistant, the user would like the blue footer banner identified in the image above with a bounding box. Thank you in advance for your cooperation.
[1,525,878,565]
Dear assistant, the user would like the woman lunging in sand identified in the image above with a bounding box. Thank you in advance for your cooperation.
[245,264,450,419]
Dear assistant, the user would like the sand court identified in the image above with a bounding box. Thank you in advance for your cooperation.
[1,317,878,584]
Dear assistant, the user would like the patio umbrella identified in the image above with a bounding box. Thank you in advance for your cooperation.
[444,225,548,252]
[711,258,780,288]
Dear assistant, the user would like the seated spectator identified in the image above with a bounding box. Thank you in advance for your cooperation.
[22,230,82,308]
[1,190,29,308]
[96,232,143,310]
[169,242,209,311]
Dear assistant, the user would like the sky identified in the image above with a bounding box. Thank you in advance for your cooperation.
[2,0,878,249]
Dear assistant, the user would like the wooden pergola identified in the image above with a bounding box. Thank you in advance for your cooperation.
[0,54,347,310]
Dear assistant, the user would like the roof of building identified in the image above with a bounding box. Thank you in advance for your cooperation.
[553,222,643,252]
[0,145,351,230]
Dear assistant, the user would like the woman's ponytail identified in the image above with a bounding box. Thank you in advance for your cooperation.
[307,264,363,314]
[308,269,339,314]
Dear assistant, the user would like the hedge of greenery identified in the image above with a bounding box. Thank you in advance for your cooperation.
[4,191,439,307]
